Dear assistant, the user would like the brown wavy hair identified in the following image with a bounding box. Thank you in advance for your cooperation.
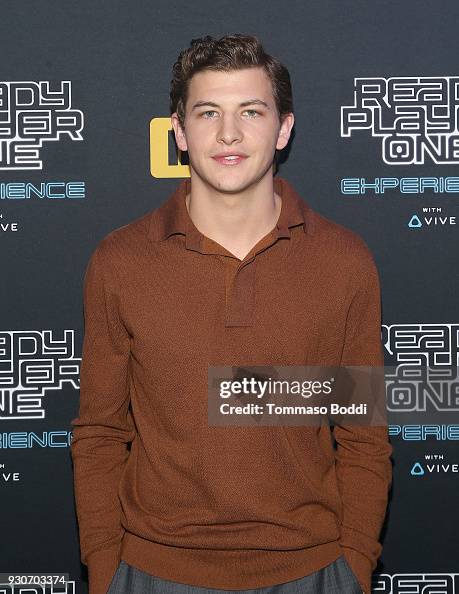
[169,33,294,171]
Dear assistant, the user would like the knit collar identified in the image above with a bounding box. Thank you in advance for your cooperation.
[148,175,315,247]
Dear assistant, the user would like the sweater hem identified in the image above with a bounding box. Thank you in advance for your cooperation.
[120,532,343,589]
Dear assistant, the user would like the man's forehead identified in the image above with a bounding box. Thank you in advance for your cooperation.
[187,68,274,105]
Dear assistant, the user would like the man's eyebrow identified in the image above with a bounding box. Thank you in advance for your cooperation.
[191,99,271,111]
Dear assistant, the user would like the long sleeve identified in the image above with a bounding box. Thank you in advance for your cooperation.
[334,243,393,594]
[70,241,136,594]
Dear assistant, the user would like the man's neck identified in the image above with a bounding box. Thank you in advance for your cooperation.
[185,172,282,261]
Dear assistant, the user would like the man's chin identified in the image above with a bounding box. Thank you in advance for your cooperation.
[193,169,267,194]
[213,178,250,193]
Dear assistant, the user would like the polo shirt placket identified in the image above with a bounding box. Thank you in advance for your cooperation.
[159,176,308,328]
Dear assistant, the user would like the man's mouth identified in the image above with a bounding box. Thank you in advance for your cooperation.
[212,155,248,166]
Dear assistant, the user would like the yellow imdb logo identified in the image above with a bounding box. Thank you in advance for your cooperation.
[150,117,190,178]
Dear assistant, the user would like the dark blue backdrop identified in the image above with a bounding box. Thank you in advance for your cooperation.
[1,1,458,592]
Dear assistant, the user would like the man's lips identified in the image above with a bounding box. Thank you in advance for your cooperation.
[212,154,248,166]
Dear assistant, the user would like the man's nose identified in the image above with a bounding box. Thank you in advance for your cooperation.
[217,114,243,144]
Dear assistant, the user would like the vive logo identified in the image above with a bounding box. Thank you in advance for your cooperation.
[408,209,456,229]
[411,462,425,475]
[410,455,459,476]
[408,214,422,228]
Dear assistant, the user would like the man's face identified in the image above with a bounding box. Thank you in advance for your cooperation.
[171,66,294,193]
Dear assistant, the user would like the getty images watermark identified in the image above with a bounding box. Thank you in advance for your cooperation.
[207,365,459,426]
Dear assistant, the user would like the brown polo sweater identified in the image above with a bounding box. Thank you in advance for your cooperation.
[70,175,392,594]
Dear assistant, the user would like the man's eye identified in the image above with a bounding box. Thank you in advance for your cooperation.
[200,109,260,119]
[201,110,218,118]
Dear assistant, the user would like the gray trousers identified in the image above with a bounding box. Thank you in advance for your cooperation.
[106,555,363,593]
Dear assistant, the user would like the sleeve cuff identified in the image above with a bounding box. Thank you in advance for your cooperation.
[341,546,373,594]
[87,547,121,594]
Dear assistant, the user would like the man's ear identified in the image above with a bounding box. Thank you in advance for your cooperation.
[276,113,294,151]
[171,112,188,152]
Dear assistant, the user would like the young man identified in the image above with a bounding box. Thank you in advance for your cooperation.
[71,34,392,594]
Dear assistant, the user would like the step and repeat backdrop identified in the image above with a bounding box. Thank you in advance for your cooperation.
[1,1,458,592]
